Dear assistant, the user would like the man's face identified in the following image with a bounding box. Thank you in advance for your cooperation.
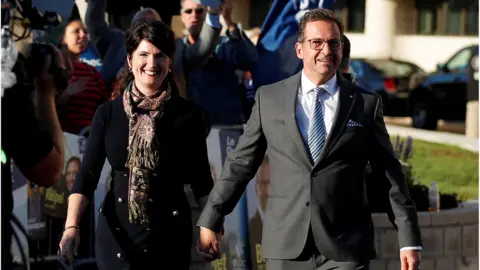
[255,160,270,212]
[180,0,207,36]
[295,20,343,81]
[66,160,80,192]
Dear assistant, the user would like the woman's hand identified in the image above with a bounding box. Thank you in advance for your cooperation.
[59,227,81,264]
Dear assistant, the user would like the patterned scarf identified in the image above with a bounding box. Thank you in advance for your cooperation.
[123,82,171,224]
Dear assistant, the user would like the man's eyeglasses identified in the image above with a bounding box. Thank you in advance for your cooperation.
[183,7,205,15]
[303,39,343,51]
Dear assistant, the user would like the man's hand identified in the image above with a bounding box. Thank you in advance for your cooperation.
[221,0,235,29]
[400,250,421,270]
[197,227,223,261]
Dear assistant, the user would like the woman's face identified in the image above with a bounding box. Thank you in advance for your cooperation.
[62,20,89,56]
[128,39,171,92]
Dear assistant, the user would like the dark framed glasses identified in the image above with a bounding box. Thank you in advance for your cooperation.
[183,7,205,15]
[304,39,343,51]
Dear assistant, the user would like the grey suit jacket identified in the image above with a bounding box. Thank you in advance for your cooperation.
[85,0,221,92]
[197,72,422,262]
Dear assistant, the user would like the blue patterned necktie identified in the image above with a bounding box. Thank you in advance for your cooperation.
[308,87,327,162]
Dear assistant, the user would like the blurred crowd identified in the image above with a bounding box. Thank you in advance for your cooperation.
[41,0,261,136]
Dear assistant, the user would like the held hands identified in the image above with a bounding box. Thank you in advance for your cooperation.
[400,250,421,270]
[197,227,223,261]
[59,227,81,264]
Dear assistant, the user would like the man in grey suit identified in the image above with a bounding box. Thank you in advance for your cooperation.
[197,9,422,270]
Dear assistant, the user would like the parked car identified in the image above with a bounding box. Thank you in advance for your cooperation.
[349,58,425,116]
[408,44,479,129]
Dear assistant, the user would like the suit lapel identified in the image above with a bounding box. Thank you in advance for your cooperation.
[283,73,312,169]
[315,73,357,166]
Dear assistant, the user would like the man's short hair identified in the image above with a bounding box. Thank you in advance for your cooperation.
[342,34,351,58]
[131,7,162,24]
[298,8,344,42]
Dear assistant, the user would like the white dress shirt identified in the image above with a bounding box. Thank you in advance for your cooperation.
[295,70,422,252]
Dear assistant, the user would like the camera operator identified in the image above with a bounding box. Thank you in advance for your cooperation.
[1,39,66,268]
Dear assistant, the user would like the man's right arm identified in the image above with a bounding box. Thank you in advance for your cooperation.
[85,0,116,59]
[197,89,268,232]
[182,12,222,71]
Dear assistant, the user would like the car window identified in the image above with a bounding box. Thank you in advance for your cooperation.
[364,60,419,77]
[446,48,472,71]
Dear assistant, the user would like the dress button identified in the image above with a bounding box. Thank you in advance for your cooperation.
[143,248,148,253]
[117,253,124,259]
[305,202,310,207]
[148,198,153,202]
[313,172,318,177]
[172,210,179,216]
[146,228,151,231]
[115,227,120,231]
[124,173,128,177]
[118,197,123,203]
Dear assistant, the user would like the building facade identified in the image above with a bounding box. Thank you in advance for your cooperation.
[225,0,478,72]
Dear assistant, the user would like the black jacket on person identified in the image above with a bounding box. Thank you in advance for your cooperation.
[72,94,213,270]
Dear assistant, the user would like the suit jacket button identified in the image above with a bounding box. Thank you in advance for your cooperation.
[124,173,128,177]
[148,198,153,202]
[115,227,120,231]
[143,248,148,253]
[305,202,310,207]
[172,210,179,216]
[117,253,124,259]
[118,197,123,203]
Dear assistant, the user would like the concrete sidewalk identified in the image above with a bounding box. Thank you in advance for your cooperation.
[386,124,479,153]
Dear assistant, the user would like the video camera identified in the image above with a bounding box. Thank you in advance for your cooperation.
[1,0,69,95]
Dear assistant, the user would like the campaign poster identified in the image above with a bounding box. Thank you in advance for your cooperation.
[245,154,269,270]
[207,127,252,270]
[10,131,112,263]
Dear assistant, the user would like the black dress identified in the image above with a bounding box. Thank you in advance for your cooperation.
[71,95,214,270]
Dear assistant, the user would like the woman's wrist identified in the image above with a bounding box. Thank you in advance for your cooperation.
[64,225,80,232]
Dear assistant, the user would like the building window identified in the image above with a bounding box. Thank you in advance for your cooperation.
[417,7,437,34]
[414,0,477,36]
[334,0,366,33]
[465,4,479,35]
[446,8,462,35]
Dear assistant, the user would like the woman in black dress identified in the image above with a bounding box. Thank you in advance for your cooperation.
[59,20,214,269]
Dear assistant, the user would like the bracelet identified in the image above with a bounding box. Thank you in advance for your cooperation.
[64,225,80,232]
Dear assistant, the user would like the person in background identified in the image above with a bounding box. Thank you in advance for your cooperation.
[177,0,258,125]
[85,0,223,96]
[59,20,214,270]
[56,18,109,134]
[2,42,65,268]
[339,34,355,83]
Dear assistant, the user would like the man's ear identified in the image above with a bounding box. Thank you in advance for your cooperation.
[295,42,304,60]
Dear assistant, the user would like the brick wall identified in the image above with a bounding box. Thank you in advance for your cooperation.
[371,208,479,270]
